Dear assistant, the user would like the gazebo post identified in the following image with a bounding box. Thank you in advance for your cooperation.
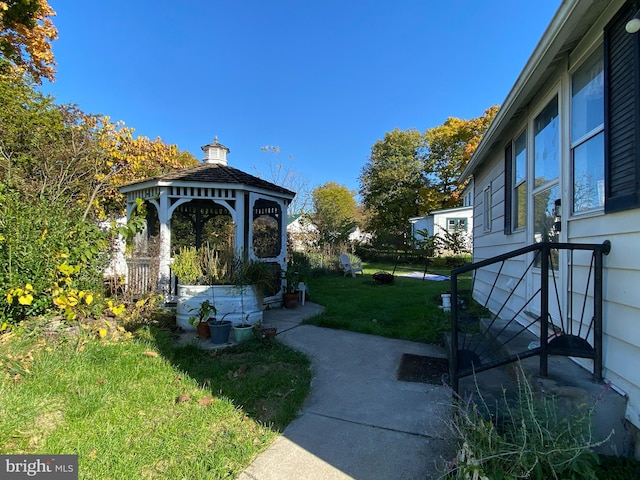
[158,187,172,293]
[235,192,246,255]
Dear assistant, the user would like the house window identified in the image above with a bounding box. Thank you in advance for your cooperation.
[514,130,527,229]
[446,218,467,232]
[533,185,560,244]
[464,190,473,207]
[483,184,492,232]
[534,95,559,186]
[571,47,604,213]
[532,96,560,248]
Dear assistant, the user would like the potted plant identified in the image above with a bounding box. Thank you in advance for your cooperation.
[282,265,300,308]
[189,299,216,338]
[232,314,254,343]
[231,284,251,344]
[252,318,277,339]
[171,246,202,284]
[209,312,233,344]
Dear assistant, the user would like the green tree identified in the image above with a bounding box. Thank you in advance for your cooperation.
[359,128,428,248]
[0,185,108,322]
[425,106,499,209]
[311,182,358,246]
[0,69,67,190]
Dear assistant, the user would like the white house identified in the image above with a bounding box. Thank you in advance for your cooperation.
[287,215,371,252]
[409,205,473,252]
[287,215,318,252]
[410,181,474,252]
[460,0,640,450]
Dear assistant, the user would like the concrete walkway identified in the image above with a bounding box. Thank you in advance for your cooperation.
[237,302,455,480]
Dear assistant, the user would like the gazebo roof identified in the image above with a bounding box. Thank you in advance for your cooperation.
[120,162,296,198]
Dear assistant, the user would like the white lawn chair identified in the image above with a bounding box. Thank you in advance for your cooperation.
[339,253,363,277]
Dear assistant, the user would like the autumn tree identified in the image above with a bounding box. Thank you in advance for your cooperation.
[0,70,197,220]
[311,181,358,246]
[0,67,60,187]
[360,108,499,248]
[0,0,57,83]
[425,105,499,209]
[359,128,428,248]
[87,121,198,219]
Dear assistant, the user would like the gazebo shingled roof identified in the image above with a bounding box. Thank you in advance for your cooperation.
[122,163,295,197]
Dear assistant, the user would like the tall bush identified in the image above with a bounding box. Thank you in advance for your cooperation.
[0,187,108,322]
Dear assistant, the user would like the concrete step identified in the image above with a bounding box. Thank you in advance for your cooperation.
[445,315,631,456]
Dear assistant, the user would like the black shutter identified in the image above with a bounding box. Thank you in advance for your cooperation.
[504,142,513,234]
[604,1,640,213]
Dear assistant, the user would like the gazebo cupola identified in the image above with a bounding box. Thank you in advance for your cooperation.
[119,137,296,301]
[202,136,229,165]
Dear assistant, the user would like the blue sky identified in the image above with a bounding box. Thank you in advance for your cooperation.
[45,1,561,195]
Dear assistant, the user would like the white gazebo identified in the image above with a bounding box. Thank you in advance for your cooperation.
[119,138,295,302]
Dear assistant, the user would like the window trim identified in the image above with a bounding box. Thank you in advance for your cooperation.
[483,184,492,233]
[513,129,528,231]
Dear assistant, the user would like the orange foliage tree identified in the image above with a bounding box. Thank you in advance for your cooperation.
[0,0,57,83]
[88,118,198,219]
[424,105,499,209]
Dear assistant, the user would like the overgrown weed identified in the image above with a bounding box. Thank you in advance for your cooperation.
[444,365,611,480]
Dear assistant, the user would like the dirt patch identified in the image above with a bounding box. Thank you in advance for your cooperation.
[397,354,449,385]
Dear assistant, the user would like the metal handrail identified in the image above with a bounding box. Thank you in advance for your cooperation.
[450,240,610,393]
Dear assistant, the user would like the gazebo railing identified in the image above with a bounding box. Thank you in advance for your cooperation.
[126,257,153,296]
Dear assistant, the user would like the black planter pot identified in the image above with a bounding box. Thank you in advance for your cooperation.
[373,272,394,285]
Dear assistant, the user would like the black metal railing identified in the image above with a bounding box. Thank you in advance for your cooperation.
[449,240,611,393]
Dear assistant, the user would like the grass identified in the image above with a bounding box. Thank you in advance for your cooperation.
[304,261,472,344]
[0,323,311,479]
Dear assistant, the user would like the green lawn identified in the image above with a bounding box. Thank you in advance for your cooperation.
[0,260,470,478]
[304,262,470,344]
[0,325,311,479]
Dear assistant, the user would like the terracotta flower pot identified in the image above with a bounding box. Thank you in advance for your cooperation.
[196,321,210,338]
[262,327,277,339]
[283,292,298,308]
